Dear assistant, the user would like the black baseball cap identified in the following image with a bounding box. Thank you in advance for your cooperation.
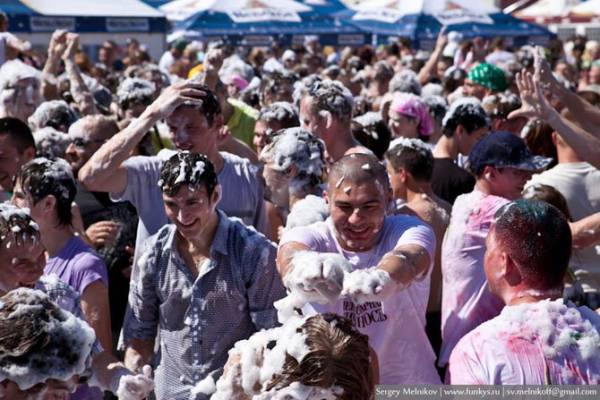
[467,131,552,176]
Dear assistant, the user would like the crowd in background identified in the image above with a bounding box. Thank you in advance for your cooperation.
[1,7,600,400]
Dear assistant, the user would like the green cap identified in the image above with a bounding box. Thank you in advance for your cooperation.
[467,62,507,93]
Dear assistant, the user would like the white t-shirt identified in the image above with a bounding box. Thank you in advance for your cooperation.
[280,215,440,384]
[526,162,600,292]
[449,299,600,384]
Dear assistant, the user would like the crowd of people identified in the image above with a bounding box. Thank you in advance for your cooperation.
[1,8,600,399]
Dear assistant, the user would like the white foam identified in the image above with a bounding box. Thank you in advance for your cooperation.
[285,195,329,231]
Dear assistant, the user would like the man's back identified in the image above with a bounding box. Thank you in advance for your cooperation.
[449,299,600,384]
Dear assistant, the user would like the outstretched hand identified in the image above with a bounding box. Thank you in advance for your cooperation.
[508,69,553,121]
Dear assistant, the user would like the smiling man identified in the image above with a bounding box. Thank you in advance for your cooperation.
[78,81,268,268]
[277,153,440,384]
[122,152,285,399]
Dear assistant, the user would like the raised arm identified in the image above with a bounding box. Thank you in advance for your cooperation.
[62,33,98,116]
[78,81,206,193]
[418,28,448,85]
[509,70,600,168]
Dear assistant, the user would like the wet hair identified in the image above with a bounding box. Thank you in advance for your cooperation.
[522,183,572,222]
[28,100,79,132]
[493,199,571,291]
[16,158,77,227]
[423,95,448,126]
[389,69,422,95]
[385,137,434,182]
[261,128,325,194]
[266,313,374,400]
[173,84,221,127]
[293,74,322,109]
[522,119,557,169]
[258,102,299,128]
[481,92,522,120]
[373,60,394,82]
[159,152,218,197]
[0,117,35,154]
[328,153,390,194]
[260,70,297,104]
[0,203,40,251]
[307,79,354,124]
[442,98,489,137]
[0,288,95,390]
[116,78,155,110]
[351,112,391,160]
[33,127,70,159]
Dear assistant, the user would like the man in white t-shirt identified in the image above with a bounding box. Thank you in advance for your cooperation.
[525,131,600,307]
[278,153,440,384]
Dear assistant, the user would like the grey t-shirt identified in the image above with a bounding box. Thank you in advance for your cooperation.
[110,150,267,266]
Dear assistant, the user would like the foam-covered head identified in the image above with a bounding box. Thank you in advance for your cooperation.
[385,137,434,182]
[0,203,40,251]
[28,100,79,133]
[14,158,76,227]
[260,70,297,104]
[442,97,488,136]
[259,102,299,128]
[159,151,217,197]
[0,60,42,122]
[260,127,325,194]
[34,127,70,160]
[0,288,95,391]
[116,78,155,111]
[306,79,354,124]
[490,199,571,293]
[389,69,422,95]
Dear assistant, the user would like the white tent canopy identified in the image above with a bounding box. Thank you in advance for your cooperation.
[515,0,581,20]
[568,0,600,17]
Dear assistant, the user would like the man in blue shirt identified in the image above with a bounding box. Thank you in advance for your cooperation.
[123,152,285,399]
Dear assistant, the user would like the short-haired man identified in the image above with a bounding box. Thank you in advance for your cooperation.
[278,153,440,383]
[299,79,368,161]
[440,132,552,368]
[432,97,489,204]
[448,199,600,384]
[385,138,452,355]
[123,152,285,399]
[253,101,299,154]
[0,117,35,201]
[79,82,268,266]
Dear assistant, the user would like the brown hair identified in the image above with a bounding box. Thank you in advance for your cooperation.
[266,313,374,400]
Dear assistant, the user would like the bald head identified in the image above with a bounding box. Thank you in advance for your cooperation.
[328,153,390,195]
